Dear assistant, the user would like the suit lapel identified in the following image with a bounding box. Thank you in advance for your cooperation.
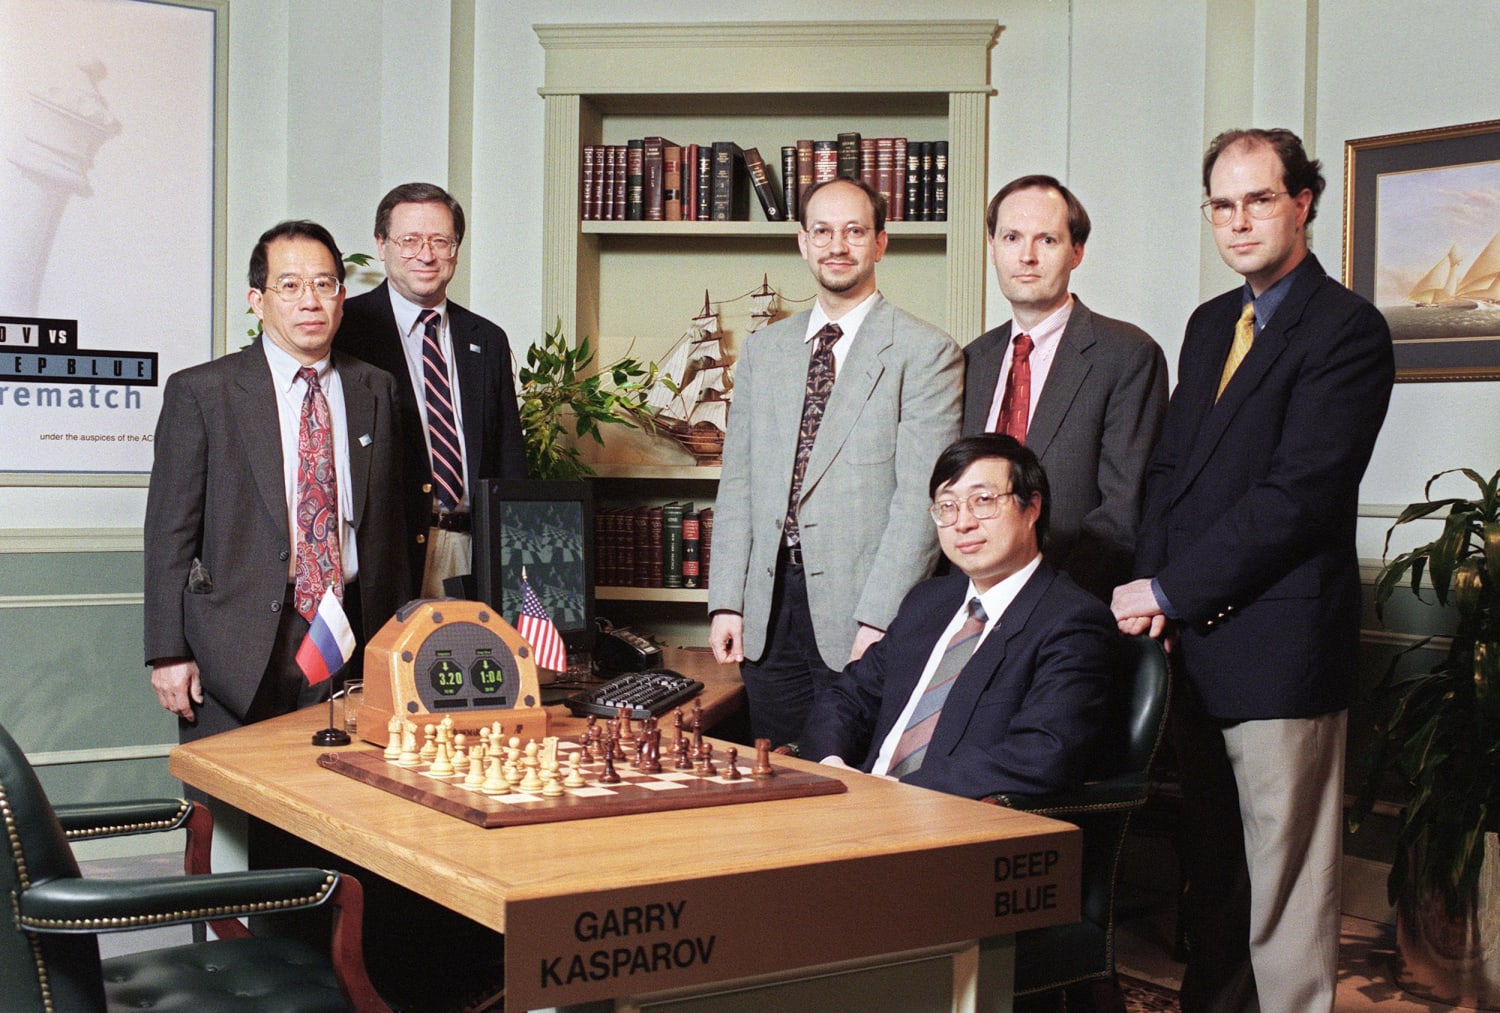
[229,342,291,535]
[338,355,377,529]
[928,564,1054,756]
[1025,302,1095,458]
[964,322,1010,433]
[801,297,890,494]
[763,310,815,472]
[448,304,486,470]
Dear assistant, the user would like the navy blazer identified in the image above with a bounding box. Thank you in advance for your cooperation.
[799,563,1116,799]
[335,281,527,587]
[1135,255,1394,720]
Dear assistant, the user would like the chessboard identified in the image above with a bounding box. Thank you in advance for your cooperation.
[317,711,846,828]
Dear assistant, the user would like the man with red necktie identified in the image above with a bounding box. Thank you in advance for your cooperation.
[145,220,409,742]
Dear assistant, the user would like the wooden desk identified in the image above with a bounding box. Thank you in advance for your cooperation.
[171,653,1079,1011]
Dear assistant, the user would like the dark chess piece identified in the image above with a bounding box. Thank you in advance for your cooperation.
[599,740,621,784]
[695,741,716,778]
[724,747,741,781]
[752,738,775,779]
[640,729,663,775]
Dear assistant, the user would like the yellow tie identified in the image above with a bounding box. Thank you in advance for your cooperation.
[1216,302,1256,402]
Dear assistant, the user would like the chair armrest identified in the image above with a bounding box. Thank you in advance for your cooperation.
[53,799,194,841]
[987,772,1151,816]
[17,867,340,935]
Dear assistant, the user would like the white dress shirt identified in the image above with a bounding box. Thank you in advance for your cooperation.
[805,290,881,376]
[983,295,1074,433]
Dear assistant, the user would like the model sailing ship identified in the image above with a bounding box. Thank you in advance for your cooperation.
[1406,232,1500,308]
[638,278,779,465]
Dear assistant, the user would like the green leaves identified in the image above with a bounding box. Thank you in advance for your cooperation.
[516,320,658,481]
[1357,466,1500,908]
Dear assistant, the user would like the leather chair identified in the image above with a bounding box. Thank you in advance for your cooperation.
[994,634,1172,1012]
[0,721,388,1012]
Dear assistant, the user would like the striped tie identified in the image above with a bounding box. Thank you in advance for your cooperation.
[887,597,989,778]
[1216,301,1255,402]
[419,309,463,511]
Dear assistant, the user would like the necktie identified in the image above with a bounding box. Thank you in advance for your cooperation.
[1216,302,1256,402]
[293,366,343,621]
[419,309,464,512]
[783,322,842,546]
[995,332,1034,443]
[887,597,989,778]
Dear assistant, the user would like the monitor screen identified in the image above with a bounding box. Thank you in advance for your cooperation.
[471,479,595,655]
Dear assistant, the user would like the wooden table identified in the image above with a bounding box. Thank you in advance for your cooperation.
[170,650,1081,1011]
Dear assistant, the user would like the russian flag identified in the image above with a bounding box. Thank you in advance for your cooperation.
[296,587,356,685]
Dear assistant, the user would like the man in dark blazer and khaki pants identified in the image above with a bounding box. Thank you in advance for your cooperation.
[709,177,963,746]
[963,175,1167,600]
[1114,129,1394,1012]
[145,220,409,742]
[334,183,527,597]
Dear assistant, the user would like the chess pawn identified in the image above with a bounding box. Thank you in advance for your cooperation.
[542,761,565,797]
[420,725,438,763]
[452,734,469,774]
[564,753,587,788]
[429,741,454,777]
[481,756,506,795]
[695,742,716,777]
[724,747,742,781]
[752,738,775,779]
[519,761,544,794]
[464,752,487,788]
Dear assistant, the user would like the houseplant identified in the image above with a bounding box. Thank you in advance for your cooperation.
[1352,466,1500,1006]
[516,321,658,481]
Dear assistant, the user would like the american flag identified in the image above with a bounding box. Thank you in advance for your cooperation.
[516,570,567,673]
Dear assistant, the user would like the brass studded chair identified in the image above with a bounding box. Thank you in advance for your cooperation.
[0,721,387,1012]
[994,634,1172,1012]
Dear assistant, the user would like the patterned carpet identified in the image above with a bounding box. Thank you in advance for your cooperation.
[1120,974,1180,1012]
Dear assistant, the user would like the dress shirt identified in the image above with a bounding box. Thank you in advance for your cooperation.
[387,286,472,510]
[805,290,881,375]
[868,553,1043,775]
[261,338,358,581]
[983,295,1073,432]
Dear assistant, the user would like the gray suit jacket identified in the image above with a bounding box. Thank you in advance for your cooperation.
[708,295,963,669]
[143,339,410,718]
[962,297,1167,599]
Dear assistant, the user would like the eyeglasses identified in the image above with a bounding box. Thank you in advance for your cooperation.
[263,275,342,302]
[929,489,1018,527]
[1200,190,1289,226]
[804,223,874,248]
[389,233,458,259]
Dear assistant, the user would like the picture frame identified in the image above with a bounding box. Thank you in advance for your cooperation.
[1343,118,1500,382]
[0,0,227,482]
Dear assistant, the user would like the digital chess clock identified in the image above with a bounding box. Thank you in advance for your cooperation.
[358,599,550,747]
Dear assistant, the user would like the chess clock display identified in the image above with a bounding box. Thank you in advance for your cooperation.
[359,599,549,747]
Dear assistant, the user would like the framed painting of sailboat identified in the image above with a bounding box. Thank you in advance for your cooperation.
[1344,119,1500,381]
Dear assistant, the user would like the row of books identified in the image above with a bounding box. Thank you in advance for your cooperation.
[595,504,714,591]
[580,133,948,224]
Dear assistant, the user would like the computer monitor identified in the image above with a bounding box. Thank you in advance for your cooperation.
[470,479,596,655]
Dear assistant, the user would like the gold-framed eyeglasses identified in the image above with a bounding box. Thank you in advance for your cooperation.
[263,274,342,302]
[929,489,1018,527]
[390,233,458,259]
[805,223,874,248]
[1200,190,1289,226]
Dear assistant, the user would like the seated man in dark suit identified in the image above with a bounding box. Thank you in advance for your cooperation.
[798,434,1115,799]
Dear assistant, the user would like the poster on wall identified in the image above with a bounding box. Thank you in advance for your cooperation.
[0,0,220,477]
[1344,119,1500,382]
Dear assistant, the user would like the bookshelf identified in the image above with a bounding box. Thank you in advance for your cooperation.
[535,20,999,631]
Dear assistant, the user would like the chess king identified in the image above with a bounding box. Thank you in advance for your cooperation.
[797,434,1116,799]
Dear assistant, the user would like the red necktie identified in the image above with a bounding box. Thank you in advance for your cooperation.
[784,322,841,546]
[420,309,464,512]
[887,597,989,778]
[293,366,343,620]
[996,332,1034,443]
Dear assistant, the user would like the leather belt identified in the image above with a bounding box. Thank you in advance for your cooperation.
[779,543,804,567]
[431,511,470,533]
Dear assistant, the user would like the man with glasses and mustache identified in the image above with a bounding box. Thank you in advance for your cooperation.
[335,183,526,598]
[145,220,409,743]
[709,177,963,748]
[1113,128,1394,1012]
[797,434,1114,800]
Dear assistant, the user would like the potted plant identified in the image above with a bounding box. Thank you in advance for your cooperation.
[1352,466,1500,1008]
[516,321,658,481]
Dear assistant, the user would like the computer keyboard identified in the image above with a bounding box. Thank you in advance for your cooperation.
[564,669,706,720]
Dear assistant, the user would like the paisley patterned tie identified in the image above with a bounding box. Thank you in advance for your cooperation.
[783,322,841,546]
[293,366,343,620]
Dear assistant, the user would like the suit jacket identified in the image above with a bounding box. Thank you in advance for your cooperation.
[799,563,1116,799]
[707,296,963,668]
[334,281,527,587]
[962,297,1168,599]
[143,339,410,719]
[1135,255,1394,720]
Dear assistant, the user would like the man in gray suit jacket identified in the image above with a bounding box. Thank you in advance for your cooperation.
[709,177,963,746]
[963,176,1167,599]
[144,221,409,743]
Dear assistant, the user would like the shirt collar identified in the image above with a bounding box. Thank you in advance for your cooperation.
[1011,294,1073,353]
[807,291,880,342]
[1243,257,1311,333]
[261,336,331,393]
[387,284,447,339]
[968,553,1043,632]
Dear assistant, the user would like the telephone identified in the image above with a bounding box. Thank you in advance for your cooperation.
[593,627,663,674]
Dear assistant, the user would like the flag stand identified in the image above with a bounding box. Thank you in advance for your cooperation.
[312,667,352,746]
